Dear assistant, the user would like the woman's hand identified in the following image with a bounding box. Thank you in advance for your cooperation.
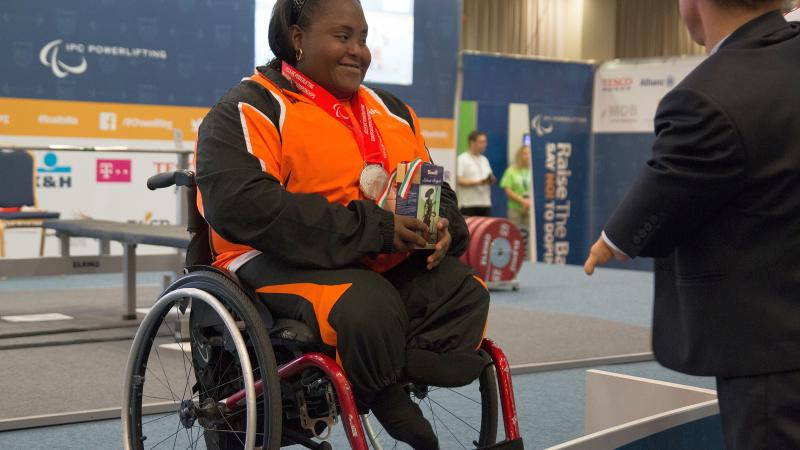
[426,218,451,270]
[393,215,428,252]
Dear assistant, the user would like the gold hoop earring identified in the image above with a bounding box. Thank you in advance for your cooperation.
[295,48,303,62]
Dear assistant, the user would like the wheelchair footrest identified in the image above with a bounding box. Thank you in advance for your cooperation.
[478,438,524,450]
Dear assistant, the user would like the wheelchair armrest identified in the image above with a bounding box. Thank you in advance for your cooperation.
[147,170,195,190]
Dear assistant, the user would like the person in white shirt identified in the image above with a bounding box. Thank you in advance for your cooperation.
[456,130,495,216]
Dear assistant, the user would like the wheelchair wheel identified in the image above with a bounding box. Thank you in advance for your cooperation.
[362,350,498,450]
[122,271,282,450]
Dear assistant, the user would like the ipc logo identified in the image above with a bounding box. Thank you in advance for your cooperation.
[39,40,87,79]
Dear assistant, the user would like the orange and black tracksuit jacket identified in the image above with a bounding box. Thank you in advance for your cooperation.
[195,66,488,400]
[195,66,467,272]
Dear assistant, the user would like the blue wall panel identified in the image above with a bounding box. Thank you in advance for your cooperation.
[475,103,510,218]
[1,0,254,107]
[1,0,459,117]
[462,54,593,108]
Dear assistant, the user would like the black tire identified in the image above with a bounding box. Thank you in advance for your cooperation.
[123,270,282,450]
[476,353,499,448]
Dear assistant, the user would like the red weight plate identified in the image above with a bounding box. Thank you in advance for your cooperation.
[468,218,494,276]
[470,218,524,282]
[466,217,491,268]
[460,216,482,263]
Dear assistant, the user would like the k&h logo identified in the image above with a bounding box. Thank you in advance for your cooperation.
[37,152,73,189]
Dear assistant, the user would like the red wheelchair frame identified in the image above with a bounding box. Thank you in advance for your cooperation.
[219,339,521,449]
[141,170,524,449]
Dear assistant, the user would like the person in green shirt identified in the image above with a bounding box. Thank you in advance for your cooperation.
[500,145,531,231]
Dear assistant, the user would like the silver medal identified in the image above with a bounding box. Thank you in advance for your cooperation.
[359,164,389,200]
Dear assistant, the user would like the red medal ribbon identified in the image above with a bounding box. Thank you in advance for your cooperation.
[281,62,407,273]
[281,61,389,170]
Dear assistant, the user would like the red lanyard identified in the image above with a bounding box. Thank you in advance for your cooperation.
[281,62,389,170]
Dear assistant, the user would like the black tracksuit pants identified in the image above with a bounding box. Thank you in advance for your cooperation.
[237,252,490,404]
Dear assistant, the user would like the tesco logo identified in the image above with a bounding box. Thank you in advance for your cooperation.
[601,77,634,91]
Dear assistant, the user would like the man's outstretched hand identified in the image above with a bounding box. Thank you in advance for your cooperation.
[584,235,629,275]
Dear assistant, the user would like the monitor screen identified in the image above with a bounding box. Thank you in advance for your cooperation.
[254,0,415,85]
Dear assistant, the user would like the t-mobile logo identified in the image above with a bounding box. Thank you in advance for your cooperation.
[96,159,131,182]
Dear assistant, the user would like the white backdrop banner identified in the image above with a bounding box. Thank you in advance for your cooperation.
[5,148,180,258]
[592,57,705,134]
[31,150,178,224]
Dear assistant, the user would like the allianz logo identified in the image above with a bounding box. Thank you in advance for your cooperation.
[640,76,676,88]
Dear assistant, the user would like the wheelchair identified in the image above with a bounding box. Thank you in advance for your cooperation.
[122,170,524,450]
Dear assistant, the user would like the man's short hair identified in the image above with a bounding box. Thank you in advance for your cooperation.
[468,130,487,143]
[714,0,783,8]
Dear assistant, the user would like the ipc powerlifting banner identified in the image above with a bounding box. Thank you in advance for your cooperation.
[0,0,254,142]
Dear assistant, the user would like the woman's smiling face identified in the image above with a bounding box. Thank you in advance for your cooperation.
[292,0,371,99]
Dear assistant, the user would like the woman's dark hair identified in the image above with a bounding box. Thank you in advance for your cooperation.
[267,0,323,69]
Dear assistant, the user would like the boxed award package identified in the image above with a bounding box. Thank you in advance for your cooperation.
[394,161,444,249]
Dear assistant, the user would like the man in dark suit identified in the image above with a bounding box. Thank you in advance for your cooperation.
[584,1,800,448]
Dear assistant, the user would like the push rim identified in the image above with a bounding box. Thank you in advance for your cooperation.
[121,288,257,450]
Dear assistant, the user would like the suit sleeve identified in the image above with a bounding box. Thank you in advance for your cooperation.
[196,100,394,269]
[407,103,469,257]
[604,88,746,258]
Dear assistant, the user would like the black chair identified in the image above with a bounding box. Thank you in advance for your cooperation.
[0,149,60,257]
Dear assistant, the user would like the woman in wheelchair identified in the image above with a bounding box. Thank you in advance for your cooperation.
[191,0,490,448]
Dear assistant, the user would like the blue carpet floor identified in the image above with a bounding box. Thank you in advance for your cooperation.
[0,360,715,450]
[0,263,720,449]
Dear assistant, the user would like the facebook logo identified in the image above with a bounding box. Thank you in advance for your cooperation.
[99,112,117,131]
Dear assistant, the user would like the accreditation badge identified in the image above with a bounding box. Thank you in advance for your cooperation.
[359,163,389,200]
